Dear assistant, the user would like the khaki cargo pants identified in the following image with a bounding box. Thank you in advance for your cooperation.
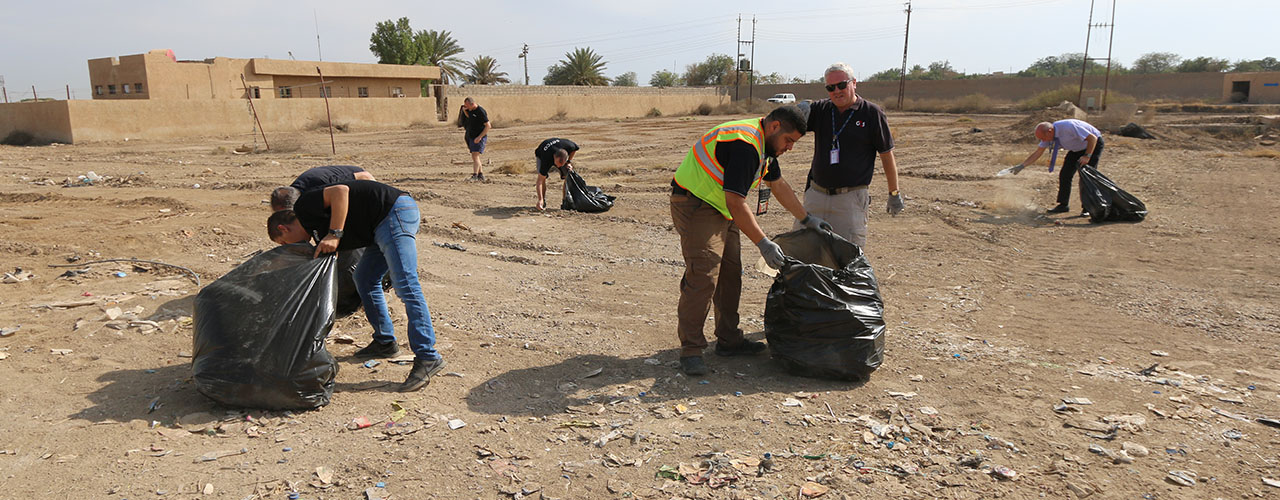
[670,193,748,357]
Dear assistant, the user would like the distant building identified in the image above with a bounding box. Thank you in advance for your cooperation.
[1223,71,1280,104]
[87,49,440,100]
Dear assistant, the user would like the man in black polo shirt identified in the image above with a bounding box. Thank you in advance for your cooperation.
[533,138,579,211]
[270,165,375,211]
[459,97,491,182]
[797,62,903,249]
[267,180,445,392]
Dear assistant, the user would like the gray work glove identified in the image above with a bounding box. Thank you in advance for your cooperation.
[1011,164,1026,175]
[756,237,786,270]
[887,192,905,216]
[800,214,833,232]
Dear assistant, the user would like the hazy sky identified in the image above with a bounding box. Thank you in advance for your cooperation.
[1,0,1276,100]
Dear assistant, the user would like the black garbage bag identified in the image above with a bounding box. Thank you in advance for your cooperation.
[192,243,338,410]
[1078,166,1147,223]
[1118,122,1156,139]
[764,229,886,381]
[561,170,615,212]
[334,249,363,318]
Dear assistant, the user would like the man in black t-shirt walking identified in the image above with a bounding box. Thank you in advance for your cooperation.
[533,138,579,211]
[797,62,903,249]
[268,180,445,392]
[270,165,375,211]
[459,97,491,182]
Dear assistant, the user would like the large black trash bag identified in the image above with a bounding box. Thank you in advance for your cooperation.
[764,229,886,381]
[1078,166,1147,223]
[1118,122,1156,139]
[334,249,363,318]
[192,243,338,410]
[561,170,616,212]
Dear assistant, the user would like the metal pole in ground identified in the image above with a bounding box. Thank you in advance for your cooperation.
[66,85,70,100]
[240,75,270,151]
[32,86,37,101]
[317,67,336,155]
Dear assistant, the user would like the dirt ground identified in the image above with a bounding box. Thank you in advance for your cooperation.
[1,110,1278,500]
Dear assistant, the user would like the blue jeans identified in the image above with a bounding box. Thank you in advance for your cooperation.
[353,195,440,360]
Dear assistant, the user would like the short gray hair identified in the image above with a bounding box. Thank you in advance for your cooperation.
[824,62,855,81]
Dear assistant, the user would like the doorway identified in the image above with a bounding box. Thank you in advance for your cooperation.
[1230,81,1250,103]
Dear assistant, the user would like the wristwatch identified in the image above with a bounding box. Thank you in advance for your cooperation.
[328,229,344,238]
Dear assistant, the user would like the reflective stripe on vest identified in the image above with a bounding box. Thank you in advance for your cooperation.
[672,118,768,220]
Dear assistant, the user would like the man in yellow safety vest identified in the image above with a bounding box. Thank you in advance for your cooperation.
[669,105,832,376]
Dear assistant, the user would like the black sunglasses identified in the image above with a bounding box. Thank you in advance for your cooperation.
[825,80,851,92]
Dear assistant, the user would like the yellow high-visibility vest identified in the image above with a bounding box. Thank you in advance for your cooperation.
[672,117,769,219]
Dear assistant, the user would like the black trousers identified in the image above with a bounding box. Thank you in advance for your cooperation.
[1057,137,1104,206]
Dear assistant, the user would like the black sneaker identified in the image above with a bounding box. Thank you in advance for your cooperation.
[353,340,399,359]
[476,173,487,182]
[680,356,708,376]
[714,339,767,357]
[1046,204,1069,214]
[466,174,477,182]
[399,357,447,392]
[1080,211,1090,218]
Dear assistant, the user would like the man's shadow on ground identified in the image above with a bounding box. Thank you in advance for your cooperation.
[473,206,531,220]
[463,345,868,419]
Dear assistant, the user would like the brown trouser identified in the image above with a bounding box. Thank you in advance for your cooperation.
[671,193,747,357]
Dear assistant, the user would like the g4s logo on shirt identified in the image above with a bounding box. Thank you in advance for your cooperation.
[855,120,867,127]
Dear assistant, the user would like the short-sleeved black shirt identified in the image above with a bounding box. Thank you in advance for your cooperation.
[461,106,489,140]
[534,138,579,175]
[805,97,894,189]
[292,180,407,251]
[290,165,366,192]
[673,140,781,198]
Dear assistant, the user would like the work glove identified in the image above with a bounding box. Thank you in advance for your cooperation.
[795,100,812,122]
[1009,164,1026,175]
[887,192,905,216]
[800,214,833,232]
[756,237,786,270]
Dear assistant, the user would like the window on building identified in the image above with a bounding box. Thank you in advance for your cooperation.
[95,86,103,96]
[358,87,369,98]
[135,83,145,94]
[108,85,116,95]
[251,87,261,99]
[279,86,292,98]
[123,84,131,94]
[320,86,332,98]
[391,87,403,97]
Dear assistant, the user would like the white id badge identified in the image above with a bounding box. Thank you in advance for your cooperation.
[829,148,840,165]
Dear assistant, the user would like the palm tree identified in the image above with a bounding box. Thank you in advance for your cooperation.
[464,56,510,85]
[543,47,608,86]
[416,29,465,83]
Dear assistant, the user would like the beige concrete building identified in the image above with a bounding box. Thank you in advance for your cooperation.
[87,49,441,100]
[1223,72,1280,104]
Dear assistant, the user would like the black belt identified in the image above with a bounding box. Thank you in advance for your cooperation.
[672,185,690,196]
[809,179,868,196]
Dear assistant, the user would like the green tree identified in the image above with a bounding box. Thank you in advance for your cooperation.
[1130,52,1180,74]
[1018,53,1107,77]
[1176,56,1231,73]
[649,70,682,87]
[369,18,422,65]
[612,71,638,86]
[464,55,509,85]
[544,47,609,86]
[755,72,787,85]
[923,60,959,80]
[867,68,901,81]
[417,29,466,83]
[1232,57,1280,72]
[683,54,735,86]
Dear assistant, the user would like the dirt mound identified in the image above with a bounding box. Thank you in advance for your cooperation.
[115,196,192,211]
[994,109,1074,144]
[0,192,61,204]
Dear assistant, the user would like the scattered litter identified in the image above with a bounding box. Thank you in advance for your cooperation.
[1258,418,1280,429]
[0,353,7,360]
[365,487,388,500]
[447,418,466,430]
[1150,350,1169,357]
[1211,407,1250,421]
[433,242,467,252]
[886,391,917,399]
[1062,397,1093,405]
[1222,429,1243,440]
[643,358,662,366]
[2,269,34,283]
[1122,442,1149,457]
[1263,478,1280,489]
[0,325,19,337]
[348,416,374,430]
[919,406,938,415]
[801,482,830,497]
[581,367,603,378]
[781,398,803,407]
[363,360,380,369]
[991,466,1018,481]
[114,272,127,278]
[1166,470,1197,487]
[51,348,73,355]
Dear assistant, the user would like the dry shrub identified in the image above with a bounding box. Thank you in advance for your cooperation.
[1244,148,1280,158]
[695,103,714,115]
[268,139,302,154]
[1018,84,1084,111]
[494,160,529,175]
[646,108,663,118]
[899,94,1001,114]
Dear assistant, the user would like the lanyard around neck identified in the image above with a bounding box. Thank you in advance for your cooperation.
[831,106,855,149]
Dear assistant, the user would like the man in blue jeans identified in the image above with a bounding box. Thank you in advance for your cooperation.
[267,180,444,392]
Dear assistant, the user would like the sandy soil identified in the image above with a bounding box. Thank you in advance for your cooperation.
[1,111,1278,500]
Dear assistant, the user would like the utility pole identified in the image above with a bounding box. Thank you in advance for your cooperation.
[735,16,755,101]
[896,0,912,110]
[518,44,530,85]
[314,9,323,61]
[1100,0,1117,110]
[1076,0,1114,110]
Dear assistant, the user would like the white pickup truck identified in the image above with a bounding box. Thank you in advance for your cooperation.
[766,93,797,104]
